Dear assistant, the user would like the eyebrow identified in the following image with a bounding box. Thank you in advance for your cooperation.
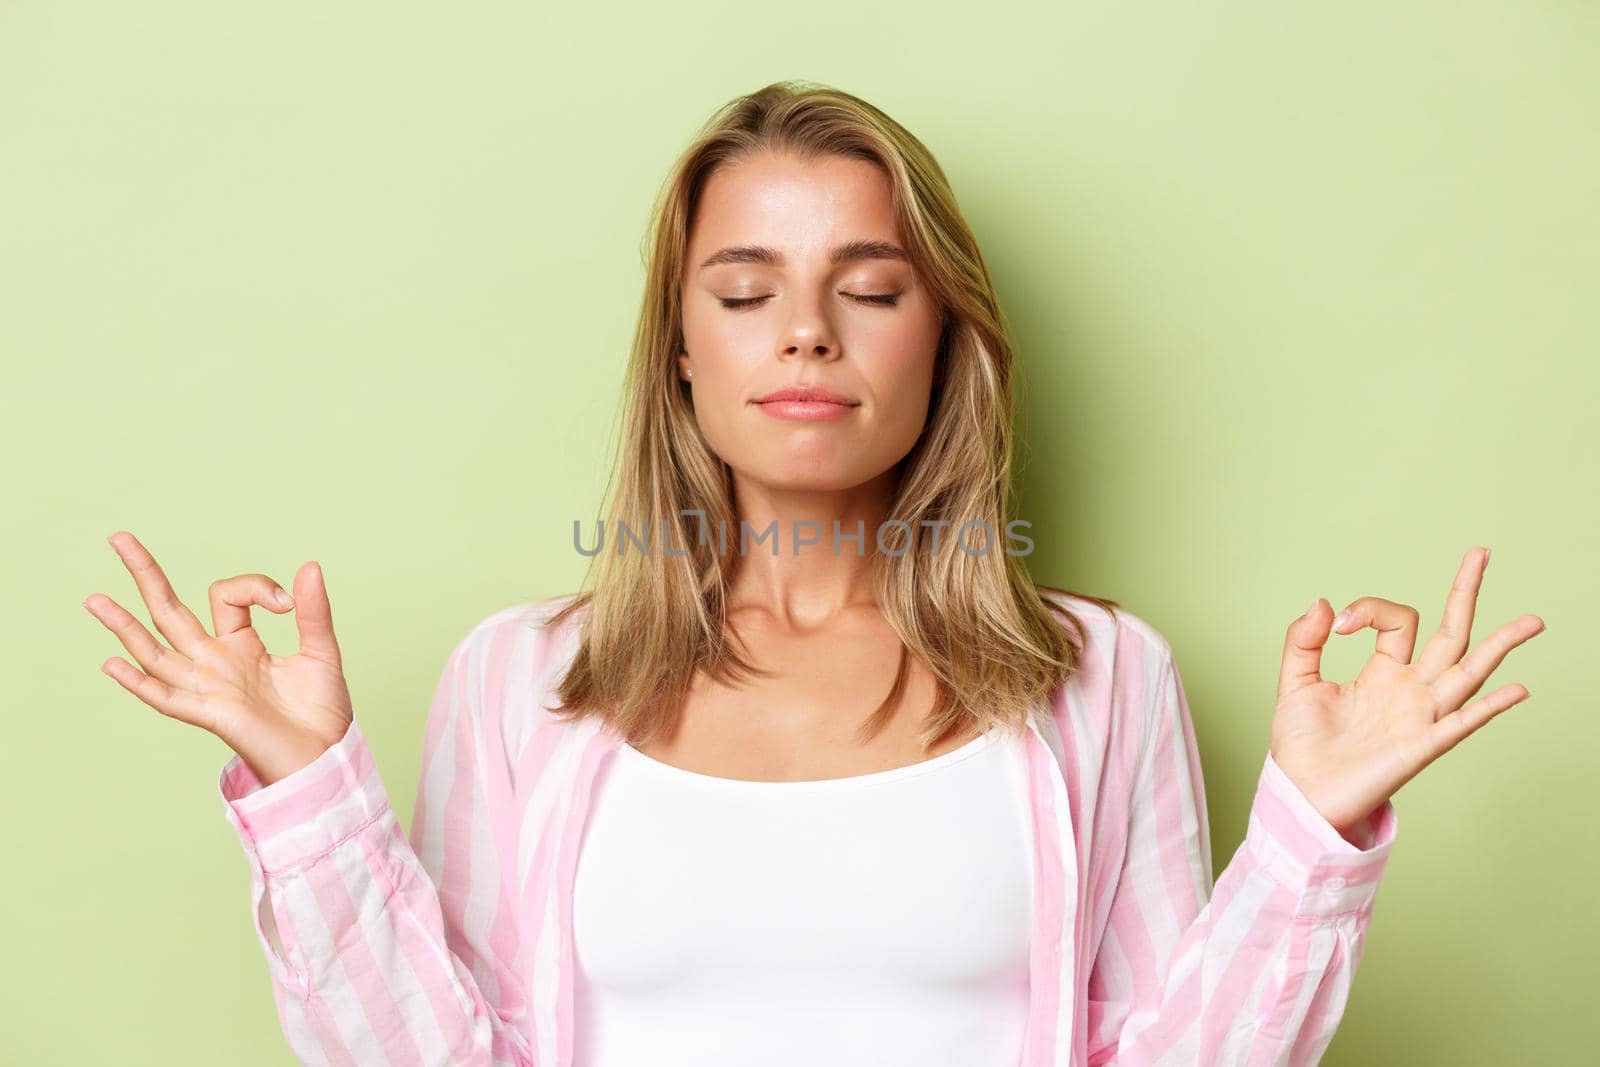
[696,238,911,272]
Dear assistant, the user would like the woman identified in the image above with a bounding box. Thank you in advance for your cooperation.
[85,81,1545,1066]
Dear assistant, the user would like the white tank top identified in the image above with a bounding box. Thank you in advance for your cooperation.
[571,723,1035,1067]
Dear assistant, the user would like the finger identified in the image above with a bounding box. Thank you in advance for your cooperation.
[292,561,343,668]
[209,573,295,637]
[83,593,193,686]
[107,531,210,656]
[1427,682,1530,760]
[97,655,212,731]
[1328,596,1421,664]
[1414,546,1488,683]
[1277,598,1330,701]
[1430,614,1546,714]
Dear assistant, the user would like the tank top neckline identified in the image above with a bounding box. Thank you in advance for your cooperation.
[614,725,1002,793]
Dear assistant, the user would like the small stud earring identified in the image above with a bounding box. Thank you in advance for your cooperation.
[686,368,694,378]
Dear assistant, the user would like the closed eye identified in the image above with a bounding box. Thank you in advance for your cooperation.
[718,293,900,310]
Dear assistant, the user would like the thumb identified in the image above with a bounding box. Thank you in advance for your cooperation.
[292,561,343,668]
[1278,597,1331,701]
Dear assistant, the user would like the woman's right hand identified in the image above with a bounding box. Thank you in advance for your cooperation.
[85,530,356,788]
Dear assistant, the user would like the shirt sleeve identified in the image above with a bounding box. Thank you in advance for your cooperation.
[218,631,535,1066]
[1086,648,1399,1065]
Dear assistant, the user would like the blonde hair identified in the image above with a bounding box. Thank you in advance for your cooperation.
[544,78,1118,750]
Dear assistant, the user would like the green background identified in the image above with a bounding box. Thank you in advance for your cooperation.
[5,2,1594,1063]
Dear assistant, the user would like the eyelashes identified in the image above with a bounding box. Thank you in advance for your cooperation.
[719,293,900,310]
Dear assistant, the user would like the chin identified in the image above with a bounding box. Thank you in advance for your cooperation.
[747,467,866,493]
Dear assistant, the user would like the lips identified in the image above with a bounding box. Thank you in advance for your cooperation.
[752,385,859,406]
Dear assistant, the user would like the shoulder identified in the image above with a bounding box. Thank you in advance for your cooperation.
[439,593,592,750]
[451,592,589,665]
[1034,585,1175,672]
[1032,586,1179,766]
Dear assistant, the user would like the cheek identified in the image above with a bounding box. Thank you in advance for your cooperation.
[871,324,940,411]
[682,305,765,377]
[677,341,750,452]
[879,369,936,442]
[860,299,943,373]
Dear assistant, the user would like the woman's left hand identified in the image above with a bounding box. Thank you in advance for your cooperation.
[1269,546,1546,841]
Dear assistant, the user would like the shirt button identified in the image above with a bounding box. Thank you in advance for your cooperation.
[1323,876,1348,890]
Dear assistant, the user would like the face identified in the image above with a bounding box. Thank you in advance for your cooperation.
[678,150,945,496]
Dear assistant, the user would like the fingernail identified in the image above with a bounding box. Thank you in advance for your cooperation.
[276,589,294,607]
[1330,610,1350,630]
[1306,598,1319,619]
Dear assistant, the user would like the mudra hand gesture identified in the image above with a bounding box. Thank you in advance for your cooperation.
[1271,546,1546,839]
[84,530,355,787]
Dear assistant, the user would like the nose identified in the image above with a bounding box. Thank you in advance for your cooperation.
[779,290,839,361]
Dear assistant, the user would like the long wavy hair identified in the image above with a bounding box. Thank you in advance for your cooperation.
[543,79,1118,751]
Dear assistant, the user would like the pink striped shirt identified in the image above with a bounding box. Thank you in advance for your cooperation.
[219,590,1398,1065]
